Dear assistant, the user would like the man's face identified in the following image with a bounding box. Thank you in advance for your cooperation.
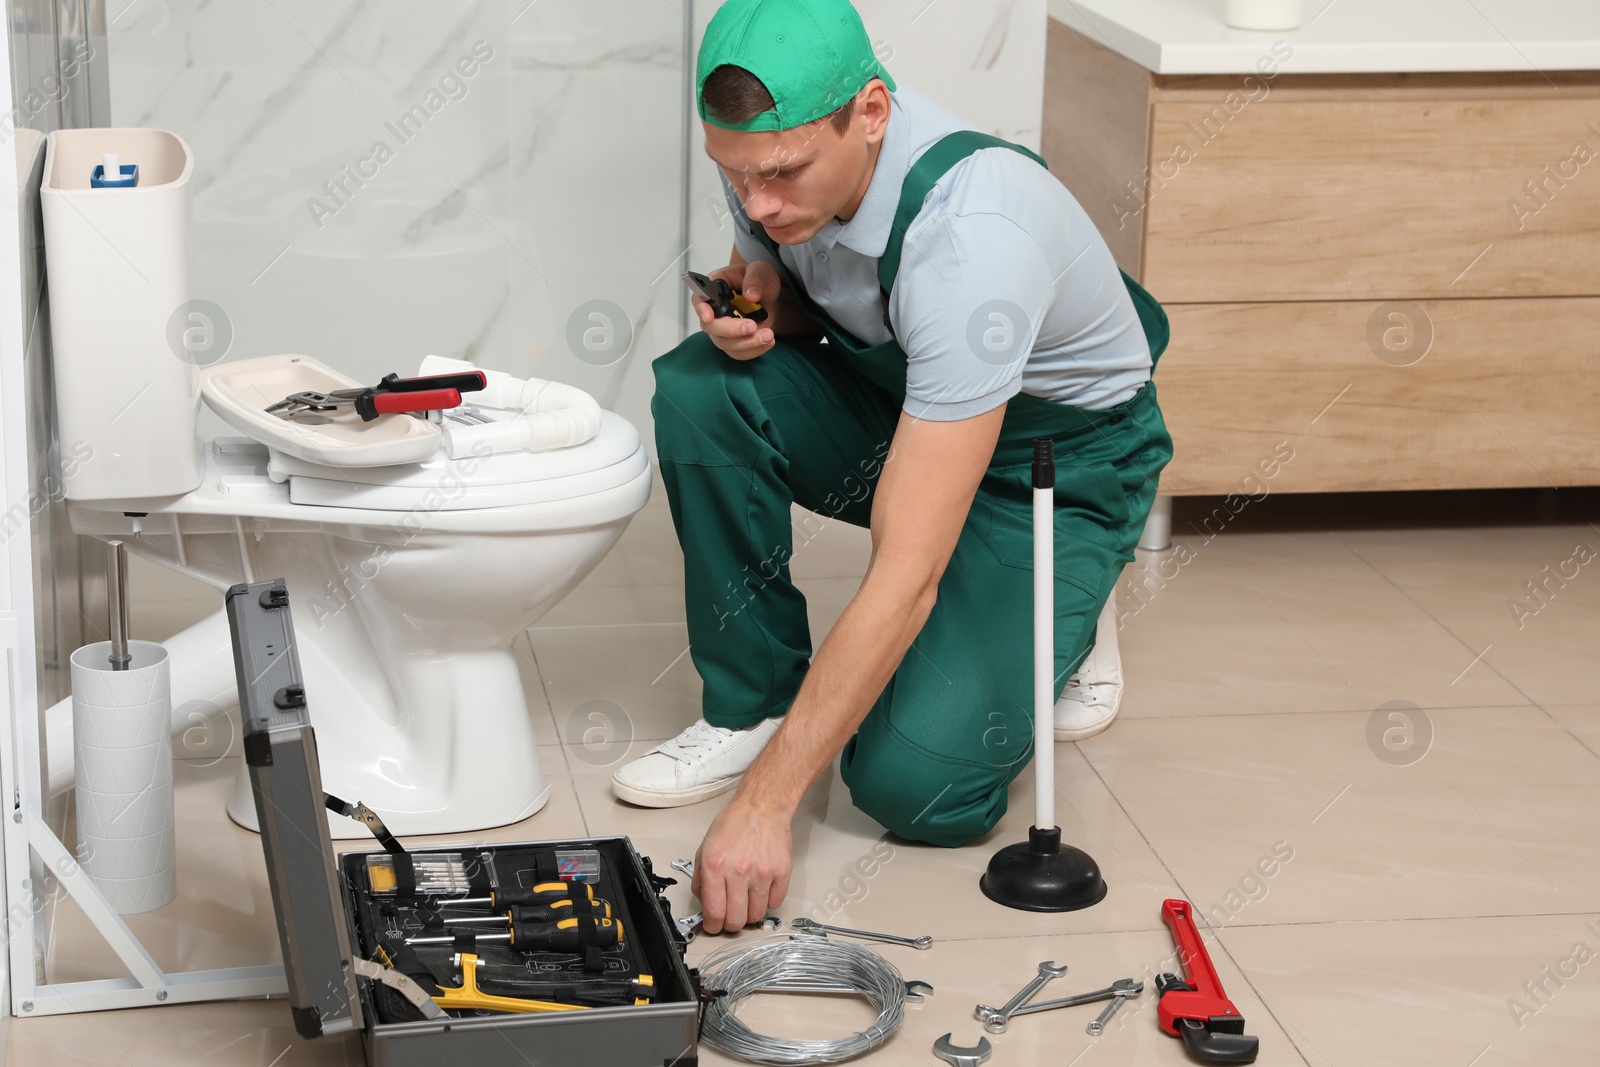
[703,82,889,245]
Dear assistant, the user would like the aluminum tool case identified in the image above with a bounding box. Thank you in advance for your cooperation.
[226,579,700,1067]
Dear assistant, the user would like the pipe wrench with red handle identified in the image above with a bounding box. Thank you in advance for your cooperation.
[1155,899,1259,1064]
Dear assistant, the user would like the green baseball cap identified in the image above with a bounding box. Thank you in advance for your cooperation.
[697,0,895,132]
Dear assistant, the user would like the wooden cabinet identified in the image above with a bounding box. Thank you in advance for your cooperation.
[1044,20,1600,495]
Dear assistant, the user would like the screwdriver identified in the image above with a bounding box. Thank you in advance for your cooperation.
[469,962,658,1008]
[434,883,596,909]
[408,916,624,951]
[439,899,612,926]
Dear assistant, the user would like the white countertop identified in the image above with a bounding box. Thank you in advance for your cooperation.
[1049,0,1600,74]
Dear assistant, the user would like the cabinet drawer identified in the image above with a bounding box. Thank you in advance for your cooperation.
[1153,298,1600,495]
[1143,94,1600,303]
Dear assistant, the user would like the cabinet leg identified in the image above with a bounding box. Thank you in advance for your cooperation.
[1139,495,1173,552]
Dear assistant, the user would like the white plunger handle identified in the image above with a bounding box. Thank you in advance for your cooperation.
[1033,438,1056,832]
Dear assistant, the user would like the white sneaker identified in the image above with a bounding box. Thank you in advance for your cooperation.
[611,717,782,808]
[1055,594,1123,742]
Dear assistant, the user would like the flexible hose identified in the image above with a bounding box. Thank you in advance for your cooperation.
[698,934,907,1065]
[418,354,602,455]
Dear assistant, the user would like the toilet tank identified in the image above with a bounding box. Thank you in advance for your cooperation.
[41,128,204,502]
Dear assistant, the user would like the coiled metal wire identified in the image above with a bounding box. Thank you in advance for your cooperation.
[698,934,908,1065]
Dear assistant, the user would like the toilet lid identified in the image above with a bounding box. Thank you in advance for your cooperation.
[272,409,647,511]
[200,354,443,468]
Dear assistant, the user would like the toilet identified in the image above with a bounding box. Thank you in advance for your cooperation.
[39,128,651,837]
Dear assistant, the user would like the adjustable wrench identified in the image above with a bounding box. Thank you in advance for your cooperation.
[268,370,485,422]
[791,916,934,949]
[974,960,1068,1032]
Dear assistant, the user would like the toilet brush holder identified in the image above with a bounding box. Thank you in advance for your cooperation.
[70,540,176,914]
[70,641,177,913]
[980,437,1107,912]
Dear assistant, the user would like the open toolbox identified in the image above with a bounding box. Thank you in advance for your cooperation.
[225,578,700,1066]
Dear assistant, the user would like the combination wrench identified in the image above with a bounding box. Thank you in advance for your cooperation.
[932,1034,991,1067]
[762,978,935,1003]
[1087,987,1137,1036]
[790,916,934,949]
[973,961,1069,1032]
[979,977,1143,1033]
[677,911,782,942]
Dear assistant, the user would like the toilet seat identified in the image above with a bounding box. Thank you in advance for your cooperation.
[72,429,652,538]
[269,407,646,511]
[200,353,444,467]
[193,352,643,516]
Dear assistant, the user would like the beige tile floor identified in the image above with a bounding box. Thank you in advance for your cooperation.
[11,475,1600,1067]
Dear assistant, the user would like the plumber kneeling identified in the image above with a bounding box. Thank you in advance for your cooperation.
[609,0,1173,933]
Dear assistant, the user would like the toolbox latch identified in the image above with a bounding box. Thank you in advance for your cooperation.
[243,732,273,767]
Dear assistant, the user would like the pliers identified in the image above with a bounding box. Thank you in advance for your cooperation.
[267,370,488,423]
[682,271,767,322]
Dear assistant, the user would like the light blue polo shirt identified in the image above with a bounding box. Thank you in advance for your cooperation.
[720,85,1152,421]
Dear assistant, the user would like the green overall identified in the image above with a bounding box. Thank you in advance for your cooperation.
[650,132,1173,846]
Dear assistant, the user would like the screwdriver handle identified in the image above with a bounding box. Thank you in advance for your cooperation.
[509,916,622,951]
[493,883,595,908]
[514,899,610,924]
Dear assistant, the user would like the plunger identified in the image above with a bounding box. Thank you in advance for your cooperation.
[979,437,1108,912]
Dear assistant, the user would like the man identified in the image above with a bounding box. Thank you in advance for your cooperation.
[610,0,1172,933]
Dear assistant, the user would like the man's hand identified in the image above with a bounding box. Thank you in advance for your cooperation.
[691,797,793,934]
[694,258,782,361]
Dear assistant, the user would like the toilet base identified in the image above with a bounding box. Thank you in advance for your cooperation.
[223,598,556,838]
[224,766,553,839]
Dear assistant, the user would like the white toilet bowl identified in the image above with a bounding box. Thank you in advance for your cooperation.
[58,396,650,838]
[39,128,651,837]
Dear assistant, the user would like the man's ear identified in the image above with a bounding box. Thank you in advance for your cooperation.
[857,79,892,145]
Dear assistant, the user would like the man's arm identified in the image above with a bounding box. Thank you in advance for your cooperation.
[693,400,1007,932]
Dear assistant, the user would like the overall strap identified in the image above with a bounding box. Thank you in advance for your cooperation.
[876,130,1169,365]
[877,130,1044,296]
